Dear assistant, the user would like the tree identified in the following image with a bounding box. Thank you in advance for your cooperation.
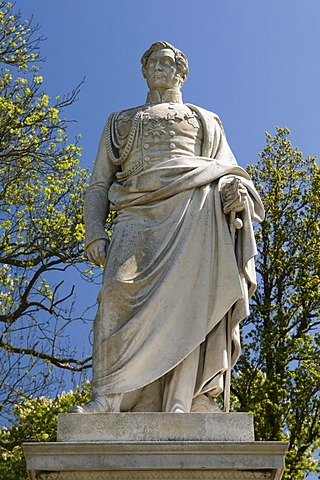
[0,384,91,480]
[233,127,320,479]
[0,2,92,424]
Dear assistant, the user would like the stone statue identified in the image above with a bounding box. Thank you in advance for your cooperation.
[71,41,264,414]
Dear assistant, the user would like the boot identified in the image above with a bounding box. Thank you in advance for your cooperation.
[69,392,123,414]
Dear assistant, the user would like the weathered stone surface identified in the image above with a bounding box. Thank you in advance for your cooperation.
[23,440,287,480]
[29,470,278,480]
[57,412,254,442]
[24,413,287,480]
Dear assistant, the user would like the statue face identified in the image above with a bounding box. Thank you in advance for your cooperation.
[145,48,181,91]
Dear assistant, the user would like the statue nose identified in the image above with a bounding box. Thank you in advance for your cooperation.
[155,61,163,71]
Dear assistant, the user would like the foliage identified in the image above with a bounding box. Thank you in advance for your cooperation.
[0,2,92,424]
[233,127,320,479]
[0,384,91,480]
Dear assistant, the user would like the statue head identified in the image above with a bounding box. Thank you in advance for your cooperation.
[141,41,189,91]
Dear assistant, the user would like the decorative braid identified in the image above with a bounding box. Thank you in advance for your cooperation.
[116,159,143,181]
[105,111,142,166]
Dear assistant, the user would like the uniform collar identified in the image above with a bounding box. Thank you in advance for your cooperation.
[146,88,183,104]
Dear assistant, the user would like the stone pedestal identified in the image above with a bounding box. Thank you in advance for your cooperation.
[23,413,287,480]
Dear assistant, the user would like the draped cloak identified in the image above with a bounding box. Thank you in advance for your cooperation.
[85,103,264,403]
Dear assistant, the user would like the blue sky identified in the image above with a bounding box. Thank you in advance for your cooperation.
[18,0,320,171]
[12,1,319,476]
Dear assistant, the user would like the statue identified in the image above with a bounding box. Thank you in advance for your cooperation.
[71,41,264,414]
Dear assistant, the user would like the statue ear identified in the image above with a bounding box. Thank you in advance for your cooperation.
[176,73,185,87]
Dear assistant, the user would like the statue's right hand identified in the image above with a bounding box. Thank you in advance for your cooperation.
[86,239,109,266]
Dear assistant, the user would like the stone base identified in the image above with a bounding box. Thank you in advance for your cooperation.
[57,412,255,442]
[23,413,288,480]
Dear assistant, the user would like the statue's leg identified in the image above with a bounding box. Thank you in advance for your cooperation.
[162,346,199,413]
[128,378,163,412]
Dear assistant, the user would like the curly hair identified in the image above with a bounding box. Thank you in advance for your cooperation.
[141,41,189,86]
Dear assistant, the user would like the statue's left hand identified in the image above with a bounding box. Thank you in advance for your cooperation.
[221,178,248,214]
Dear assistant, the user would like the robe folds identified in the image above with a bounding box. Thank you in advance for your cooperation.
[86,105,264,402]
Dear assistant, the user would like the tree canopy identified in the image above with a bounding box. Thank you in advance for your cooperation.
[0,1,91,424]
[233,127,320,480]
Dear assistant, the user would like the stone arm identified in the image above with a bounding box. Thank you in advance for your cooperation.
[84,122,119,265]
[210,116,248,214]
